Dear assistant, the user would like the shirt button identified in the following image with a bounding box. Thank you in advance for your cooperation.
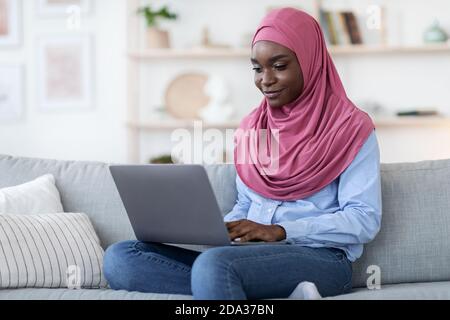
[267,209,272,213]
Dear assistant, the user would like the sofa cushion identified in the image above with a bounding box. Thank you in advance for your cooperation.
[203,164,237,218]
[0,174,63,214]
[0,155,135,249]
[0,212,107,289]
[352,159,450,288]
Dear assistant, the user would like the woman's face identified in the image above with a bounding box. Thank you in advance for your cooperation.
[251,40,304,108]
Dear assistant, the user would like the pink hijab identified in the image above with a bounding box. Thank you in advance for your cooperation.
[234,8,375,201]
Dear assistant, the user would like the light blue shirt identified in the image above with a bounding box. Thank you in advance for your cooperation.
[224,130,382,262]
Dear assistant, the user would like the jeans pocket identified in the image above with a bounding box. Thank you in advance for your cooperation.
[330,248,346,261]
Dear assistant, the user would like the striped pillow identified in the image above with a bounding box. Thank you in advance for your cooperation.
[0,212,107,289]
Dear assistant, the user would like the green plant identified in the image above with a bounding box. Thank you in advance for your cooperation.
[149,154,175,164]
[137,5,177,28]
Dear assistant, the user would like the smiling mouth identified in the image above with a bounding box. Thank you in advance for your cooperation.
[263,89,284,99]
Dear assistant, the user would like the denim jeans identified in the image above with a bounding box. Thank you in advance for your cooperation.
[103,240,352,300]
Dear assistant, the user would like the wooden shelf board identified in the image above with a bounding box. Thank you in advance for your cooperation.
[128,48,251,59]
[373,116,450,127]
[126,116,450,130]
[128,44,450,59]
[127,120,241,130]
[329,44,450,54]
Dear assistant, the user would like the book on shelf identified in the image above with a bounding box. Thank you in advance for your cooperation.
[396,109,440,117]
[343,11,363,45]
[319,9,363,46]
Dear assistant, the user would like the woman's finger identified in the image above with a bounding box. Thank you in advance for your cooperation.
[228,223,253,240]
[225,220,245,230]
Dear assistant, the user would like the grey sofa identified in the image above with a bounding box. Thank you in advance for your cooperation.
[1,154,450,300]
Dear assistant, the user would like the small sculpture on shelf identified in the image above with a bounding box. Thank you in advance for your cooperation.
[193,26,231,50]
[198,75,235,124]
[137,5,177,48]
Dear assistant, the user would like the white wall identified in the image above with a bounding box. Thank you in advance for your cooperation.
[0,0,127,163]
[1,0,450,164]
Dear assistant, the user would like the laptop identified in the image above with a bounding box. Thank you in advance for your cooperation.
[109,164,287,246]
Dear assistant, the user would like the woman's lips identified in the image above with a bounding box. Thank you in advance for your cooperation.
[263,88,284,99]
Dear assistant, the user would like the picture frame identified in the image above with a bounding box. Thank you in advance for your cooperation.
[0,65,24,122]
[0,0,21,46]
[37,35,93,111]
[37,0,91,17]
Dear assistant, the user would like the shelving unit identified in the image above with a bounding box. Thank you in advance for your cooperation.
[126,0,450,164]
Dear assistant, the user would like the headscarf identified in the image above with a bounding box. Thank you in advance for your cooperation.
[234,8,375,201]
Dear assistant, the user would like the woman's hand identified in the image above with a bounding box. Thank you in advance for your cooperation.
[226,219,286,242]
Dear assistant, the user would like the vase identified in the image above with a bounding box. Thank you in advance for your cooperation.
[147,27,170,48]
[424,20,448,43]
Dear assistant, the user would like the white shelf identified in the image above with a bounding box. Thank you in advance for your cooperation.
[126,116,450,131]
[128,48,251,59]
[373,116,450,127]
[128,44,450,60]
[127,119,240,130]
[329,43,450,54]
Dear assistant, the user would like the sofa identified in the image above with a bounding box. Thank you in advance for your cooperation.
[1,153,450,300]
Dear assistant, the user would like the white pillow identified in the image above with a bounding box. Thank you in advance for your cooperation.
[0,212,107,289]
[0,174,64,214]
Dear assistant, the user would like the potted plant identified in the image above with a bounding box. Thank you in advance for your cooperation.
[137,5,177,49]
[149,154,176,164]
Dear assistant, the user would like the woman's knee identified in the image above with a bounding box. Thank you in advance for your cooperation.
[104,240,136,265]
[192,248,232,271]
[191,249,235,282]
[103,240,139,286]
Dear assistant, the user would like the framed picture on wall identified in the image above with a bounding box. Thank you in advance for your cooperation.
[0,0,21,46]
[37,0,91,17]
[0,65,24,121]
[37,35,93,111]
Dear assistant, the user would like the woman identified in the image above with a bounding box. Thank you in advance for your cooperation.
[103,8,381,300]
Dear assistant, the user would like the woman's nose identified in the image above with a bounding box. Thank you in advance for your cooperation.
[261,71,276,87]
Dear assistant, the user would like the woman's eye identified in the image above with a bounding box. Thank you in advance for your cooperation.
[274,65,287,70]
[252,67,262,73]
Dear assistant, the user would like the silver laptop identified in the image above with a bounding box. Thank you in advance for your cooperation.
[109,164,287,246]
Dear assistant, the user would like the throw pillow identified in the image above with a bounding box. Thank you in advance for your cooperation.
[0,174,64,214]
[0,212,107,289]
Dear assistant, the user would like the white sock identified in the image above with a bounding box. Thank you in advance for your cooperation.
[288,281,322,300]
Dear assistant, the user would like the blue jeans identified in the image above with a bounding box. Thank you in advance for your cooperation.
[103,240,352,300]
